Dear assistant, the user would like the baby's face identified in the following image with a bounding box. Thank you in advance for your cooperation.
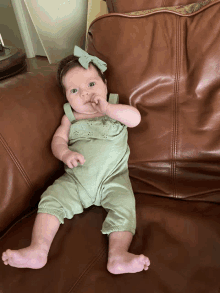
[62,64,107,115]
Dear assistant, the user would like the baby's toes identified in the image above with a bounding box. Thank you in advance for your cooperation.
[146,257,150,267]
[143,256,150,270]
[2,251,9,261]
[138,254,147,265]
[2,252,6,261]
[3,259,9,265]
[144,260,150,270]
[2,251,10,265]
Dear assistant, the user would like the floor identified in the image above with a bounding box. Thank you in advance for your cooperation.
[26,56,58,72]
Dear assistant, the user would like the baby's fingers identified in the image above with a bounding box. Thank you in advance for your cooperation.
[76,154,86,165]
[91,95,100,104]
[66,157,78,168]
[66,160,76,168]
[69,156,85,168]
[66,154,85,168]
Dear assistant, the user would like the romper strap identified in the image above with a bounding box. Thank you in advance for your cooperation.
[63,103,76,123]
[108,93,119,104]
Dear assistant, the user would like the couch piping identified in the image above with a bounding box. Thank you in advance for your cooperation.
[120,0,218,16]
[0,133,33,189]
[67,246,106,293]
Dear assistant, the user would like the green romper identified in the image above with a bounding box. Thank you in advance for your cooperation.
[38,94,136,236]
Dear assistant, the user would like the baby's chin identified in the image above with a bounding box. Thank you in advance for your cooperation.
[70,103,97,115]
[80,106,98,115]
[82,111,98,115]
[75,108,99,115]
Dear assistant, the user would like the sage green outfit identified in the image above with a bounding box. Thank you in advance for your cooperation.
[38,94,136,236]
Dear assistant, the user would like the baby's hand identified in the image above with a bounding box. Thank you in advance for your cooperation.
[90,94,109,114]
[61,150,85,168]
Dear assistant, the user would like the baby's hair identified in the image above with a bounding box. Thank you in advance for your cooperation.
[57,54,107,98]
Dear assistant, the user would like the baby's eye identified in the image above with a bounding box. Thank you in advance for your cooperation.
[89,82,95,87]
[70,89,77,94]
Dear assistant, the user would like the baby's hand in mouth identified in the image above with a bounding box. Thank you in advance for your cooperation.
[90,94,109,114]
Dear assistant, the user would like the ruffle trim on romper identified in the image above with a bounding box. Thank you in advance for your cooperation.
[37,208,65,224]
[101,224,136,237]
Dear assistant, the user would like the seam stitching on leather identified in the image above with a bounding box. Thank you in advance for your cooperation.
[171,19,176,199]
[175,16,181,198]
[172,16,181,198]
[173,16,180,197]
[0,133,33,188]
[67,246,106,293]
[0,208,37,240]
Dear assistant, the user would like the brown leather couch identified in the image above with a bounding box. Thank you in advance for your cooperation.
[1,0,220,292]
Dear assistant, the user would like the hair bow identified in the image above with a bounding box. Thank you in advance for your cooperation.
[73,45,107,72]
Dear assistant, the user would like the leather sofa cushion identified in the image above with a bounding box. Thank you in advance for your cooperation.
[1,194,220,292]
[103,0,202,13]
[87,0,220,203]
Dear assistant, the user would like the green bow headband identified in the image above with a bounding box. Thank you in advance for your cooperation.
[73,45,107,72]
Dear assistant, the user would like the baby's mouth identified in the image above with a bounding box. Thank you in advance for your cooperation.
[85,94,96,104]
[85,99,92,104]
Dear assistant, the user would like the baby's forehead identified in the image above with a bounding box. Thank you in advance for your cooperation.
[69,64,99,77]
[63,64,101,88]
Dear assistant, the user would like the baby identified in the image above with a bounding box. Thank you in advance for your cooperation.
[2,46,150,274]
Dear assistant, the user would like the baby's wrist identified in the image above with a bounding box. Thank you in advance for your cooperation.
[61,149,70,161]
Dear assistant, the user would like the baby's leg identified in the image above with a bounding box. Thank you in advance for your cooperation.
[2,213,60,269]
[107,231,150,274]
[101,171,150,274]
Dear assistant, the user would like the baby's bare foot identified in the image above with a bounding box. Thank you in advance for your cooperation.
[107,251,150,274]
[2,246,48,269]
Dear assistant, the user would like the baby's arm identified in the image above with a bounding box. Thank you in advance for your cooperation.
[106,103,141,128]
[51,115,70,161]
[90,94,141,128]
[51,115,85,168]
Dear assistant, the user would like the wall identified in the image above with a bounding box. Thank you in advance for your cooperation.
[0,0,108,61]
[19,0,46,57]
[85,0,108,49]
[86,0,108,33]
[0,0,25,50]
[24,0,88,63]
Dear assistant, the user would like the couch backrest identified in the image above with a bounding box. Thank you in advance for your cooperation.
[87,0,220,203]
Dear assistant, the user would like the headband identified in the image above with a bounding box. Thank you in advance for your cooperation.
[74,45,107,72]
[60,45,107,79]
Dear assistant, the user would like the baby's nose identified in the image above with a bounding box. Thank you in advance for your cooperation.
[81,90,88,95]
[81,91,90,102]
[81,90,89,97]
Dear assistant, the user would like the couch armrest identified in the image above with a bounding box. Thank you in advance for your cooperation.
[0,70,66,235]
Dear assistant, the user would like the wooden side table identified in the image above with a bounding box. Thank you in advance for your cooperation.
[0,46,27,81]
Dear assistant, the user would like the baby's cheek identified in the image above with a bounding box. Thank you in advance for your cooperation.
[97,88,106,96]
